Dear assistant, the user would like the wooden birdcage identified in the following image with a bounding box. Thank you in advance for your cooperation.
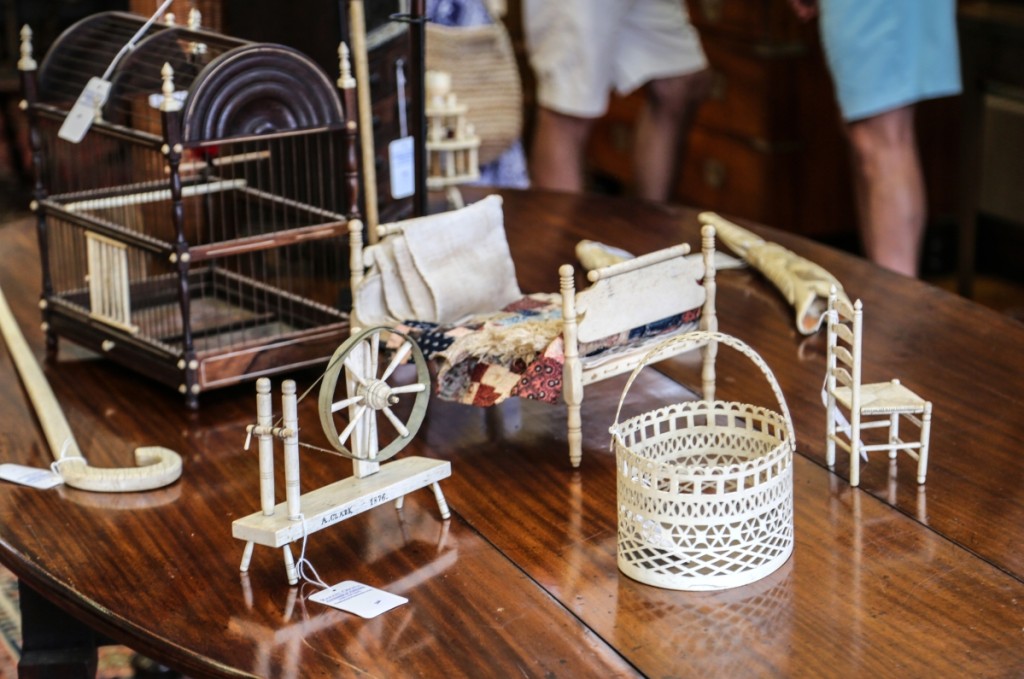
[18,11,362,407]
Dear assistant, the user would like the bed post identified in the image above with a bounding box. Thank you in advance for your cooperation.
[700,223,718,402]
[560,264,583,468]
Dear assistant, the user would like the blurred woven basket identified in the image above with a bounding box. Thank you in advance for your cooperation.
[425,19,522,167]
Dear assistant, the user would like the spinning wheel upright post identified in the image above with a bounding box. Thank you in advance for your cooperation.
[232,327,451,586]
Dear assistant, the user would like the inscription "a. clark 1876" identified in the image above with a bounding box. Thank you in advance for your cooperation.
[319,492,390,528]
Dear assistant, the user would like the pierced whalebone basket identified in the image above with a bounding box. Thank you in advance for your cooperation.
[611,331,795,591]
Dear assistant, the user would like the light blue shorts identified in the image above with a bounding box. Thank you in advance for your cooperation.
[820,0,962,122]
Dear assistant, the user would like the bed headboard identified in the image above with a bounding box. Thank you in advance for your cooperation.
[574,244,705,344]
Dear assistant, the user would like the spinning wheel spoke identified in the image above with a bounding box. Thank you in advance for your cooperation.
[381,342,412,381]
[337,404,368,446]
[390,383,427,395]
[331,393,365,414]
[342,354,370,387]
[318,327,430,462]
[381,406,410,438]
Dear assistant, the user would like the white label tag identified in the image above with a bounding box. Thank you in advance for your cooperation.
[58,77,112,143]
[0,463,64,489]
[389,136,416,199]
[309,580,408,619]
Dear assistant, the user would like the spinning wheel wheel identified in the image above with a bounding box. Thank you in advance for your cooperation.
[318,327,430,462]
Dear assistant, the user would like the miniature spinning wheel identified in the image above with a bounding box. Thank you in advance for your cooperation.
[317,326,430,463]
[233,326,450,587]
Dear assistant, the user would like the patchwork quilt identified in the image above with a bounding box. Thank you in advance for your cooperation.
[388,293,701,407]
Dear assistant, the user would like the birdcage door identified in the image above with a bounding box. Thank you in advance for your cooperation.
[86,231,138,334]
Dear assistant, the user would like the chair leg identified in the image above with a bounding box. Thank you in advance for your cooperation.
[888,413,900,460]
[850,418,861,487]
[825,399,837,469]
[850,446,861,487]
[917,402,933,484]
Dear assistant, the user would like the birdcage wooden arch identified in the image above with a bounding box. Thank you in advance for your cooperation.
[20,11,362,408]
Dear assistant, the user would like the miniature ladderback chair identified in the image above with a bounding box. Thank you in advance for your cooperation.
[824,288,933,486]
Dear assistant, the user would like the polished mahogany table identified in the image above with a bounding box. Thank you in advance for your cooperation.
[1,187,1022,677]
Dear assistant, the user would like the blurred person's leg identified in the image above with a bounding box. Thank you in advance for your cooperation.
[529,109,594,192]
[846,106,925,276]
[634,68,711,202]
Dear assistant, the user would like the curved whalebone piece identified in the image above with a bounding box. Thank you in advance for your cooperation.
[0,283,182,492]
[698,212,852,335]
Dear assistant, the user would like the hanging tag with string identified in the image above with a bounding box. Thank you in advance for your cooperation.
[58,0,174,143]
[389,58,416,199]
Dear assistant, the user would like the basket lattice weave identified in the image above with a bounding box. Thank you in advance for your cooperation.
[611,331,795,591]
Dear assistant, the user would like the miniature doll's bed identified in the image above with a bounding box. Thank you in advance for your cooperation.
[347,195,718,467]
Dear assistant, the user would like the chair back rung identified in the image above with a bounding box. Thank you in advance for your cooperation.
[833,345,854,369]
[833,323,854,345]
[833,367,853,388]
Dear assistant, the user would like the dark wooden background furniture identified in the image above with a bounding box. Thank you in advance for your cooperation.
[956,0,1024,297]
[1,187,1022,677]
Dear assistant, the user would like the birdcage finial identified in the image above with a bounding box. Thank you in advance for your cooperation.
[160,62,183,112]
[337,42,356,90]
[18,25,37,71]
[164,12,176,25]
[188,8,208,55]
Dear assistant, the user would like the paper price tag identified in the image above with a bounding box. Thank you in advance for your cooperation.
[0,463,63,490]
[389,136,416,200]
[58,77,112,143]
[310,580,408,619]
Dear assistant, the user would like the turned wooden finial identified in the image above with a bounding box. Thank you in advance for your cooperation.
[337,42,356,90]
[18,25,37,71]
[187,8,207,55]
[160,62,182,112]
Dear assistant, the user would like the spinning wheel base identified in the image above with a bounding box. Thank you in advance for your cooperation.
[233,456,452,550]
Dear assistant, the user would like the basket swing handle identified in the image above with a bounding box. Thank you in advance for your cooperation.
[610,330,795,447]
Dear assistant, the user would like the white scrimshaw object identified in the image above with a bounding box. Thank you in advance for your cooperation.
[0,282,182,492]
[699,212,851,335]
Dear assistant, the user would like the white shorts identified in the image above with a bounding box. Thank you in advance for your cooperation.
[524,0,707,118]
